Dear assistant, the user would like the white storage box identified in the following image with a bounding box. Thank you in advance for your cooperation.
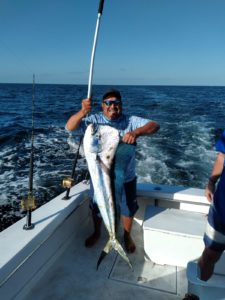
[143,206,207,267]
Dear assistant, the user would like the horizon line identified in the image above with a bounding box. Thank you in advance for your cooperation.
[0,82,225,88]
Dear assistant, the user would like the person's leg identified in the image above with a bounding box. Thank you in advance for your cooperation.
[198,203,225,280]
[198,247,222,281]
[85,208,102,247]
[122,215,136,253]
[85,181,102,247]
[122,177,138,253]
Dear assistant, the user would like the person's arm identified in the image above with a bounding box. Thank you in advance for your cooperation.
[123,121,160,144]
[205,152,225,202]
[66,98,92,131]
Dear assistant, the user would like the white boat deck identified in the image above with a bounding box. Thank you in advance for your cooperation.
[2,182,224,300]
[22,197,187,300]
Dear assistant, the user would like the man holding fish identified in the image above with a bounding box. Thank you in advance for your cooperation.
[66,89,159,255]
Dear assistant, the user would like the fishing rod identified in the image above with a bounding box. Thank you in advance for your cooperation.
[21,74,37,230]
[87,0,105,98]
[62,136,83,199]
[63,0,105,199]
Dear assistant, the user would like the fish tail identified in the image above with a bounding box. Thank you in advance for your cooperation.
[96,238,132,270]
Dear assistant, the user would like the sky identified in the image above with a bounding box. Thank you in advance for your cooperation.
[0,0,225,86]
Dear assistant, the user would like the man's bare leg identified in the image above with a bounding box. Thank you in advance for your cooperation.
[198,247,222,281]
[122,215,136,253]
[85,211,102,247]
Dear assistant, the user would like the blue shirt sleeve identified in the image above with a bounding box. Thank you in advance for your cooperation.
[129,116,150,130]
[215,130,225,153]
[65,114,98,135]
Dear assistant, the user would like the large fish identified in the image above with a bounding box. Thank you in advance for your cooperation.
[83,123,134,269]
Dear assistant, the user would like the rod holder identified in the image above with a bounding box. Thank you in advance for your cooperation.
[23,210,35,230]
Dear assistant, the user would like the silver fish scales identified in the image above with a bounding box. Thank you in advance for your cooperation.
[83,124,132,269]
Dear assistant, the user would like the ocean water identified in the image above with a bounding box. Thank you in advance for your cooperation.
[1,83,225,231]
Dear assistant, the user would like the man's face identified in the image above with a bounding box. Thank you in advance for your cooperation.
[102,97,122,120]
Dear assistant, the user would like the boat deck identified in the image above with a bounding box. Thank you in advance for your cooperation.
[23,198,187,300]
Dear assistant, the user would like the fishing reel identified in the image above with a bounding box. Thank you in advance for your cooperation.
[21,192,37,230]
[62,177,75,189]
[21,192,37,211]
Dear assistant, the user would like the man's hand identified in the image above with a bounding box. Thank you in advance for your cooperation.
[81,98,92,116]
[122,121,160,144]
[205,181,215,203]
[122,131,137,144]
[66,98,92,131]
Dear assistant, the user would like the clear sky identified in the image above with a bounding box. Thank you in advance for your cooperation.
[1,0,225,86]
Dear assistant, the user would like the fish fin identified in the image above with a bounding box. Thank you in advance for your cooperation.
[114,239,133,270]
[96,250,108,270]
[96,240,112,270]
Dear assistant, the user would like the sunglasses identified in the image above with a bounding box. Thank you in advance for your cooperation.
[103,100,122,106]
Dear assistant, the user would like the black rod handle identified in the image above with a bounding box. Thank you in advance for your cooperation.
[98,0,105,15]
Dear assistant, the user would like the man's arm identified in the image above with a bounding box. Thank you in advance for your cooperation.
[205,152,225,202]
[123,121,160,144]
[66,98,92,131]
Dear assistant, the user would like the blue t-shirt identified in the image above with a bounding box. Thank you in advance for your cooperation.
[80,112,150,138]
[213,130,225,222]
[68,112,150,182]
[216,130,225,162]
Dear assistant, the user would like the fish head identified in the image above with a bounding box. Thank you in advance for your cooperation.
[84,124,120,164]
[88,124,102,153]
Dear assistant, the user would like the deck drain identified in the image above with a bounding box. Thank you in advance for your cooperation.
[137,276,148,283]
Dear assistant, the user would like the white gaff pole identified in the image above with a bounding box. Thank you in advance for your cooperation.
[87,0,105,98]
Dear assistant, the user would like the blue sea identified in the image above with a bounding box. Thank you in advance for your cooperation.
[1,83,225,231]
